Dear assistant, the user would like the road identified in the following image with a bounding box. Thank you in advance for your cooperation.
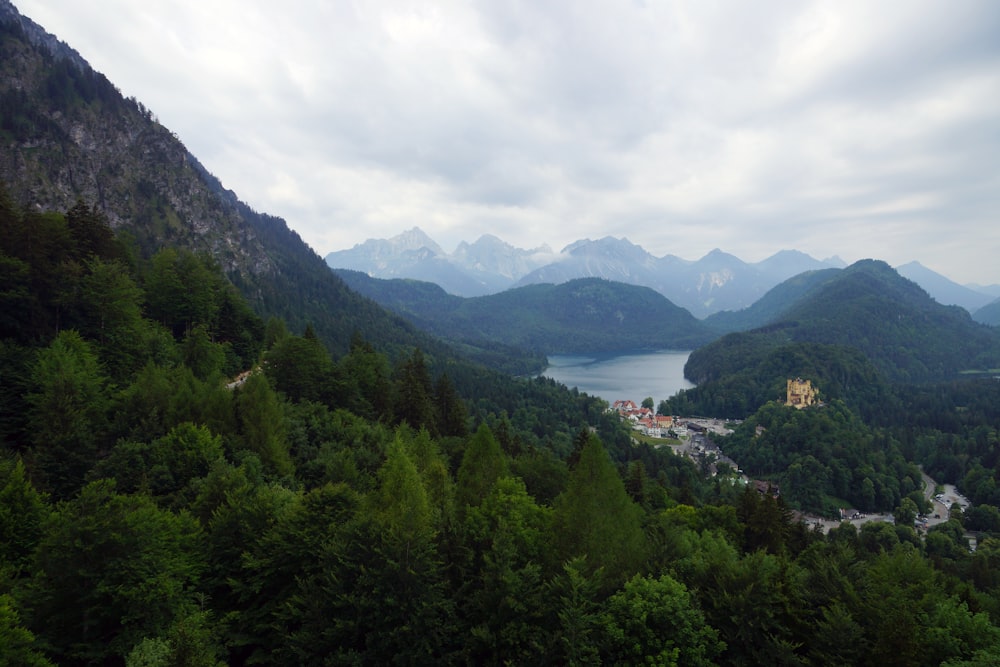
[665,419,971,534]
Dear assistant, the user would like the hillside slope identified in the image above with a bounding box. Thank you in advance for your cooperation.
[687,260,1000,387]
[336,270,715,354]
[0,4,460,364]
[703,268,842,334]
[975,298,1000,327]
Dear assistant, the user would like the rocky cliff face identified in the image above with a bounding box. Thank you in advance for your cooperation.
[0,2,446,358]
[0,2,274,279]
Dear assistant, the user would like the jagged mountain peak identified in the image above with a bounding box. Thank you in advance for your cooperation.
[697,248,744,264]
[327,226,445,274]
[386,226,445,255]
[565,235,638,251]
[462,233,552,256]
[324,226,986,319]
[466,233,506,248]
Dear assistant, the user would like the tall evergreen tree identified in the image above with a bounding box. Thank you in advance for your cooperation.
[455,423,508,513]
[393,348,436,432]
[26,330,110,498]
[65,199,119,262]
[0,458,49,576]
[434,372,468,437]
[77,258,147,381]
[551,434,647,590]
[235,372,294,479]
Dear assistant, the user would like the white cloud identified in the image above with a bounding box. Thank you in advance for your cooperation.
[13,0,1000,284]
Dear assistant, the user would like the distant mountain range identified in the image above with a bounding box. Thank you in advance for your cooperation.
[325,227,557,298]
[895,261,995,314]
[326,228,999,319]
[0,0,1000,396]
[336,257,1000,390]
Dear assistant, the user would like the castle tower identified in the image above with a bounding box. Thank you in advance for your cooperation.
[786,378,817,409]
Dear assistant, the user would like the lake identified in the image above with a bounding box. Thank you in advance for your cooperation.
[541,350,694,405]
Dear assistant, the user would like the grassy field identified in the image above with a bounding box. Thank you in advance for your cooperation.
[631,431,683,447]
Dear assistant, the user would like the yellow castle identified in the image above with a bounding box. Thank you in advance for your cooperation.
[786,378,817,409]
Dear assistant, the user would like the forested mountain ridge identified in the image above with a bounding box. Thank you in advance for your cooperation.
[0,3,475,368]
[687,260,1000,389]
[702,267,842,334]
[6,4,1000,665]
[335,269,715,355]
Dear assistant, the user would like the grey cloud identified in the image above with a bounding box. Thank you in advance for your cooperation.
[12,0,1000,284]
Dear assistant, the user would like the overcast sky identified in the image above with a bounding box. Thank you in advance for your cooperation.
[14,0,1000,284]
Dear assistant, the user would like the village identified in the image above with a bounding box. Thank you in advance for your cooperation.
[610,379,974,543]
[610,378,817,440]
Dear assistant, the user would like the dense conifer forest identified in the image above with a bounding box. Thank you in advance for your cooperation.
[4,193,1000,666]
[5,3,1000,663]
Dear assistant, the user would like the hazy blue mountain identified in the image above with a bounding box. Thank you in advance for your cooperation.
[518,244,843,318]
[325,227,554,297]
[966,283,1000,299]
[451,234,554,280]
[327,227,446,268]
[974,297,1000,327]
[515,236,663,289]
[896,261,994,313]
[330,227,848,318]
[663,248,761,316]
[756,249,843,281]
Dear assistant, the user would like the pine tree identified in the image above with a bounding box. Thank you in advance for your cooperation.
[455,423,508,513]
[552,434,647,591]
[26,330,110,498]
[393,348,436,433]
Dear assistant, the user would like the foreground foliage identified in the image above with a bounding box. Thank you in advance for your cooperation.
[3,199,1000,665]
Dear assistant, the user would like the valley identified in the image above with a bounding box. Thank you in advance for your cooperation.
[3,2,1000,664]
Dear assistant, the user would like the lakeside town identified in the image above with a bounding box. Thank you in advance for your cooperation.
[610,383,974,543]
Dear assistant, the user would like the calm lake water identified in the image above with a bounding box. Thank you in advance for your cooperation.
[541,350,694,405]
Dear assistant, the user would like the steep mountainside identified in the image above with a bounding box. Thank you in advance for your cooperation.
[687,260,1000,386]
[896,261,994,312]
[703,268,842,334]
[974,298,1000,327]
[336,270,715,354]
[0,3,458,363]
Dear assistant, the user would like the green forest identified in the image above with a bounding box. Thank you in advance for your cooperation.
[4,195,1000,666]
[334,269,713,359]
